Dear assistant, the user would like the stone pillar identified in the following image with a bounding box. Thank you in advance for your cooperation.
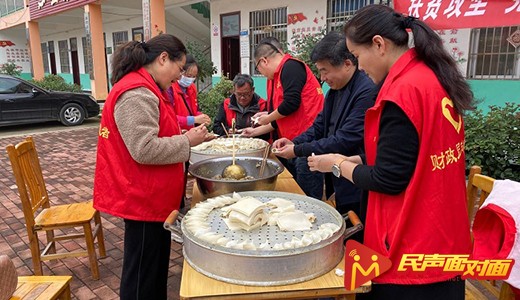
[26,21,44,80]
[84,3,108,100]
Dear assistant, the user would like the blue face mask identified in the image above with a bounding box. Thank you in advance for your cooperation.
[178,75,196,88]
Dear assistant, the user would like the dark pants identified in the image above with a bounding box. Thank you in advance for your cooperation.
[120,219,171,300]
[280,157,324,200]
[357,277,465,300]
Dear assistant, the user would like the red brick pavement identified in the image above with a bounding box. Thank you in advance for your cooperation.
[0,127,184,300]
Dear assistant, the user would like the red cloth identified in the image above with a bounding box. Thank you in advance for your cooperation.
[363,49,471,284]
[271,54,324,140]
[171,82,201,129]
[93,68,184,222]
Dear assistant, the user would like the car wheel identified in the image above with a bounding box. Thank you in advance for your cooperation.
[60,103,85,126]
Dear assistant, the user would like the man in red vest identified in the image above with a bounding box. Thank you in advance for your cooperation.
[242,39,325,199]
[213,74,268,140]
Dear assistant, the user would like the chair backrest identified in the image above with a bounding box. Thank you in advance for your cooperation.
[466,165,496,224]
[6,136,51,230]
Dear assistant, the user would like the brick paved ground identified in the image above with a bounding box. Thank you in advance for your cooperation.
[0,127,185,300]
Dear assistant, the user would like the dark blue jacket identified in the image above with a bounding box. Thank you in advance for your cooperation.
[293,70,375,207]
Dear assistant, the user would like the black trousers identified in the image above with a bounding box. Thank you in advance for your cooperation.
[120,219,171,300]
[356,277,465,300]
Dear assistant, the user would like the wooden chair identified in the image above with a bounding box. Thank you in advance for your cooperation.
[465,165,515,300]
[6,136,106,280]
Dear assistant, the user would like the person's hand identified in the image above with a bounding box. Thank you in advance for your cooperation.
[252,111,268,119]
[194,114,211,125]
[184,124,208,146]
[308,153,347,173]
[272,138,293,149]
[241,127,256,137]
[274,144,296,159]
[256,114,270,126]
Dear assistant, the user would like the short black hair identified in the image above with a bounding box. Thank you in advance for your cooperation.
[310,31,357,66]
[233,74,254,88]
[261,37,283,52]
[254,37,283,60]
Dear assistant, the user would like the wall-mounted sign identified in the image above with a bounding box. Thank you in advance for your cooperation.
[395,0,520,29]
[30,0,97,20]
[222,14,239,37]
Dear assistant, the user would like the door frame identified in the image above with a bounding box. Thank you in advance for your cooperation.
[220,11,241,78]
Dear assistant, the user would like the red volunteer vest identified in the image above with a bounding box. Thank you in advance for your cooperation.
[224,97,267,126]
[172,81,199,129]
[271,54,324,140]
[93,68,184,222]
[363,49,471,284]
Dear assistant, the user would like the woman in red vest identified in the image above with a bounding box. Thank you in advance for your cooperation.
[167,54,210,130]
[309,5,474,300]
[93,34,209,300]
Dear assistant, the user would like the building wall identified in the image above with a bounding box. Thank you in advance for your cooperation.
[209,2,517,111]
[210,0,326,76]
[0,26,32,76]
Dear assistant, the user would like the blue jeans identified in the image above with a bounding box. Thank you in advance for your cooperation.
[294,157,324,200]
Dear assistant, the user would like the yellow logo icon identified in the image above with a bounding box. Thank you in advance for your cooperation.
[441,97,462,133]
[344,240,392,291]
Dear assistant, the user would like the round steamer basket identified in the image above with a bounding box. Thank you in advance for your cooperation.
[190,138,268,164]
[181,191,347,286]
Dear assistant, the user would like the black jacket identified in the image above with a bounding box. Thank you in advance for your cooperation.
[293,70,376,206]
[212,93,269,140]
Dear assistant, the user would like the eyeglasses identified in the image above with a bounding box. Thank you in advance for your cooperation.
[254,59,263,72]
[174,61,186,75]
[235,91,253,99]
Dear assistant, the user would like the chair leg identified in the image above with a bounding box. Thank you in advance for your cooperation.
[29,231,43,275]
[94,212,106,258]
[45,229,56,254]
[83,221,100,280]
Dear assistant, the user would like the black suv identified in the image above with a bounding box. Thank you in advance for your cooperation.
[0,74,100,126]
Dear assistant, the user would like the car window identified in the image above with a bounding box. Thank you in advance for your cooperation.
[0,78,32,94]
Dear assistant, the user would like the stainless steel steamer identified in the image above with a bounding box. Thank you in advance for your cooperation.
[180,191,360,286]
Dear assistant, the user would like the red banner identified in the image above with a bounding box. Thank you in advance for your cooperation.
[394,0,520,29]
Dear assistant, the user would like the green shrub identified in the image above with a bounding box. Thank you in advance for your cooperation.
[464,103,520,181]
[0,62,22,77]
[29,74,82,92]
[198,76,233,126]
[289,30,325,84]
[186,40,216,83]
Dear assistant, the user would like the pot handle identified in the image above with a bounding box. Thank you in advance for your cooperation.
[343,210,364,241]
[163,210,184,243]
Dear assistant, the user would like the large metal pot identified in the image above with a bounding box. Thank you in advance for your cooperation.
[190,137,268,164]
[178,191,363,286]
[188,157,284,198]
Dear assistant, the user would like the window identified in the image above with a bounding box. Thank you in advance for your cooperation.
[249,7,287,75]
[0,0,24,17]
[326,0,390,32]
[58,40,70,73]
[132,27,144,42]
[41,43,49,74]
[81,37,92,76]
[113,31,129,51]
[467,26,520,79]
[0,78,31,94]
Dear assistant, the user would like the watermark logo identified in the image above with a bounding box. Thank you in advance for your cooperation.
[398,254,514,280]
[344,240,392,291]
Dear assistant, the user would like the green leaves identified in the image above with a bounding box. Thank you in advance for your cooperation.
[464,103,520,181]
[186,40,216,83]
[197,76,234,128]
[0,62,22,77]
[29,74,82,92]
